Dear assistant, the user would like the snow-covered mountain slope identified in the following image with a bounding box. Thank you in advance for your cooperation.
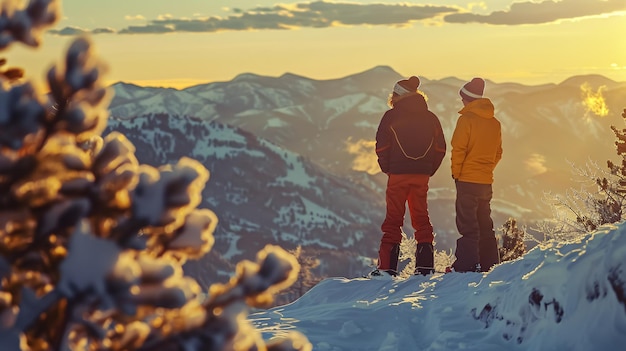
[104,67,626,290]
[250,222,626,351]
[105,114,386,286]
[108,67,626,222]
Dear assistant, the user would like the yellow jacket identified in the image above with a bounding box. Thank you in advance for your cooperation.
[451,98,502,184]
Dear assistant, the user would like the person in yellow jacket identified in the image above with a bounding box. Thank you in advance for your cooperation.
[450,77,503,273]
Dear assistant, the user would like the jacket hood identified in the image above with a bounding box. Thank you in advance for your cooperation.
[459,98,494,119]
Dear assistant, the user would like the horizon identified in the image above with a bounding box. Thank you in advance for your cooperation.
[3,0,625,91]
[108,67,626,91]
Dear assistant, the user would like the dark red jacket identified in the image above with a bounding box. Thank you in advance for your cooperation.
[375,93,446,176]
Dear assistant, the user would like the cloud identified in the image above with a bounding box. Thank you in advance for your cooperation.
[48,26,116,36]
[125,15,146,21]
[114,1,459,34]
[445,0,626,25]
[48,0,625,36]
[525,153,548,176]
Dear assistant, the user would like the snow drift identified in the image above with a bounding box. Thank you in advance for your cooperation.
[251,222,626,351]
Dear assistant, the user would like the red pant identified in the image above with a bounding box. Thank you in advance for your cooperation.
[378,174,434,270]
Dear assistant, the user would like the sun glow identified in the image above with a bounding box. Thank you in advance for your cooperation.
[581,82,609,117]
[346,138,379,175]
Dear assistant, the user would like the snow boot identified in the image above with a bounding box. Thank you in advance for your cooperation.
[449,262,481,273]
[367,268,398,278]
[415,242,434,275]
[377,242,400,273]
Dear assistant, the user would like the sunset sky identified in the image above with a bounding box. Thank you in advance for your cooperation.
[5,0,626,89]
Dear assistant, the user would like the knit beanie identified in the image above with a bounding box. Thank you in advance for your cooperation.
[393,76,420,96]
[459,77,485,102]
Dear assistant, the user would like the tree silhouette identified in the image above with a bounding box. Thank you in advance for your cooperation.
[571,107,626,233]
[590,108,626,228]
[544,107,626,237]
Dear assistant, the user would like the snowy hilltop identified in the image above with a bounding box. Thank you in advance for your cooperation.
[250,223,626,351]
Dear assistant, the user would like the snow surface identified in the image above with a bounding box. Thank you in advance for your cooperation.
[250,222,626,351]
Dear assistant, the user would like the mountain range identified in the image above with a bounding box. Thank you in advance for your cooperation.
[104,66,626,288]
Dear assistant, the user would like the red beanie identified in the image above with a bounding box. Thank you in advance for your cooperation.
[393,76,420,96]
[460,77,485,102]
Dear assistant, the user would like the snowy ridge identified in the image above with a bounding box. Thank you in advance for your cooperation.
[251,223,626,350]
[105,114,386,284]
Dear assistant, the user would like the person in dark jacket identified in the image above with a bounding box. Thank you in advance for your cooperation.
[450,77,503,273]
[372,76,446,277]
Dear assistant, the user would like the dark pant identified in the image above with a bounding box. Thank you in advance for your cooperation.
[378,174,434,271]
[452,181,500,272]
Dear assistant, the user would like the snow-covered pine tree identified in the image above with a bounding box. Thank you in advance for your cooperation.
[592,108,626,227]
[398,231,417,276]
[398,231,453,276]
[498,218,526,262]
[542,108,626,240]
[277,246,321,304]
[0,1,311,350]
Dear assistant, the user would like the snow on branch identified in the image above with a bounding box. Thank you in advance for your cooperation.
[0,0,60,49]
[0,1,310,350]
